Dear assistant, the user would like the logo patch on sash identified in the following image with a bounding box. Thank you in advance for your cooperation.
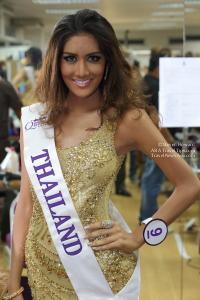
[25,118,47,131]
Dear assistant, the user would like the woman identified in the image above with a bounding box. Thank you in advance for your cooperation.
[12,47,42,89]
[5,9,200,300]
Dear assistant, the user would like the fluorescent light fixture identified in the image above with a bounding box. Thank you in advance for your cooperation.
[141,22,177,27]
[46,9,77,13]
[46,8,101,14]
[185,8,198,11]
[147,17,184,22]
[152,11,184,16]
[152,9,197,16]
[139,23,178,30]
[185,0,200,4]
[33,0,99,3]
[158,3,184,8]
[158,1,200,6]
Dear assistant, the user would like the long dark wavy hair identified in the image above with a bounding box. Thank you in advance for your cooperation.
[34,9,158,128]
[26,47,42,70]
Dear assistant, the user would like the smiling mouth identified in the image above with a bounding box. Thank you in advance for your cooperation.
[73,79,93,87]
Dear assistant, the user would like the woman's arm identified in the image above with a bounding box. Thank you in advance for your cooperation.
[7,122,33,296]
[85,109,200,253]
[119,109,200,222]
[116,109,200,246]
[160,127,174,145]
[12,69,27,88]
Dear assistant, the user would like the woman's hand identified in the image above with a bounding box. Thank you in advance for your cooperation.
[7,279,24,300]
[4,291,24,300]
[83,222,144,253]
[11,295,24,300]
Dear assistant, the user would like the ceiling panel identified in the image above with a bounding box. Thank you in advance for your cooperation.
[2,0,200,31]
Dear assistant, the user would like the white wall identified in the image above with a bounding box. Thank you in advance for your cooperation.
[0,28,46,60]
[117,27,200,52]
[1,25,200,67]
[24,28,46,51]
[22,25,200,54]
[0,45,30,60]
[117,27,200,67]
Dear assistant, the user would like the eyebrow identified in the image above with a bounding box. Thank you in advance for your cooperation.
[63,51,102,55]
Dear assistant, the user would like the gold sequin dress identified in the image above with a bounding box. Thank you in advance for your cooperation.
[25,118,137,300]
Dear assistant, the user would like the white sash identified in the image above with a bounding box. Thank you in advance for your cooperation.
[22,103,140,300]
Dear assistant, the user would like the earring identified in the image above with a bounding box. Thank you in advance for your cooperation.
[103,85,106,102]
[103,66,109,102]
[104,66,109,80]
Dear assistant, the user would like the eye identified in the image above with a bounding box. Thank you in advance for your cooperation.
[88,56,101,63]
[63,56,77,62]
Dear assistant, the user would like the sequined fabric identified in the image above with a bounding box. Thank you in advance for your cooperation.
[25,119,137,300]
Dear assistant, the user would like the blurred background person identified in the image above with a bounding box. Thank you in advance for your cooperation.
[21,67,41,107]
[186,51,194,57]
[0,78,22,164]
[150,46,162,57]
[0,61,7,81]
[0,78,23,242]
[12,47,42,90]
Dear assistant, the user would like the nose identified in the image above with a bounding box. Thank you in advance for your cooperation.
[75,59,89,77]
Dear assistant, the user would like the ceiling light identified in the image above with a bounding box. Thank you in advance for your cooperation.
[147,17,184,22]
[152,11,184,16]
[45,8,101,14]
[185,8,198,11]
[141,23,177,27]
[158,3,184,8]
[46,9,77,14]
[158,1,200,6]
[33,0,99,3]
[185,0,200,4]
[139,23,178,30]
[152,9,197,16]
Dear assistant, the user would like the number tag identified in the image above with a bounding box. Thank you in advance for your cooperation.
[143,219,168,246]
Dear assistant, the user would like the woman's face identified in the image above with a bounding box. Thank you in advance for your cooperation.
[26,54,32,65]
[60,33,106,99]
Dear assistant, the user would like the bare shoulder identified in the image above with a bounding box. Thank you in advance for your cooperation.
[121,108,148,126]
[115,108,159,155]
[115,108,200,198]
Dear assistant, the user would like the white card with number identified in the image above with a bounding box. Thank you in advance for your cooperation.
[143,219,168,246]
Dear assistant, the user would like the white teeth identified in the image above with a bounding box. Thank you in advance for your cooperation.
[74,79,91,84]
